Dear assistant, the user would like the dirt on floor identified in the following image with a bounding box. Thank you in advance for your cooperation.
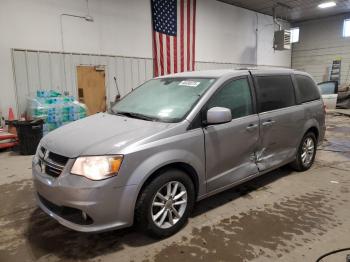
[0,113,349,262]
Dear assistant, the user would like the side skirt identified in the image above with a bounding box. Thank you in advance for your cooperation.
[196,157,295,202]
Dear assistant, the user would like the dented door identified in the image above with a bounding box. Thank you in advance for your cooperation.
[205,115,260,192]
[256,106,304,171]
[204,77,259,192]
[253,74,305,171]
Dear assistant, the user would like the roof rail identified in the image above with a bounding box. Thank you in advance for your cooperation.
[235,67,258,70]
[235,66,294,71]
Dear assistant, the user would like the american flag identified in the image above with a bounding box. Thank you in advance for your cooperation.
[151,0,196,77]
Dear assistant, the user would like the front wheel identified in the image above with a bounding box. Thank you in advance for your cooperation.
[135,169,195,238]
[291,132,317,171]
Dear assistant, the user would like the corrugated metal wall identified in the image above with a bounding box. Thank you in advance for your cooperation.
[292,46,350,83]
[12,49,261,115]
[292,14,350,84]
[12,49,154,115]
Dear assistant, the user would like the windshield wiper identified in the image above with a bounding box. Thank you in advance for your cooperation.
[115,111,159,121]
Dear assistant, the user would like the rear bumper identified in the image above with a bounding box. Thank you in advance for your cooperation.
[32,162,138,232]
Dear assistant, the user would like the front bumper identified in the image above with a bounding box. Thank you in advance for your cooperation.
[32,161,138,232]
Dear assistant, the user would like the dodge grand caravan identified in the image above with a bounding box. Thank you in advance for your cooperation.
[33,69,325,238]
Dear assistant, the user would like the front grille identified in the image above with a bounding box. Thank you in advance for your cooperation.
[38,147,68,178]
[44,162,63,177]
[48,151,69,166]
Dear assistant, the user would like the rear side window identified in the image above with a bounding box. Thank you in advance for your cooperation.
[207,78,253,119]
[256,75,296,112]
[295,75,321,103]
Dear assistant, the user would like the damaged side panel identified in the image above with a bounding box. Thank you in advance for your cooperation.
[256,105,305,171]
[205,115,260,192]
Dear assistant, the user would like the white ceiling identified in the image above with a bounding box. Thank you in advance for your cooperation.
[218,0,350,22]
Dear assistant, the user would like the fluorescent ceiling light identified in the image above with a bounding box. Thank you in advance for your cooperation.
[318,2,336,8]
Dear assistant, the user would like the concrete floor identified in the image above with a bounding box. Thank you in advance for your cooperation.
[0,113,349,262]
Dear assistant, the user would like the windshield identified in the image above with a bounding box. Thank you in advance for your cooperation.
[112,78,215,122]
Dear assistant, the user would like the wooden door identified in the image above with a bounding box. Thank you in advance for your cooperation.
[77,66,106,115]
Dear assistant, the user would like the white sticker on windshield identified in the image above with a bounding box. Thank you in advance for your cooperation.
[179,81,201,87]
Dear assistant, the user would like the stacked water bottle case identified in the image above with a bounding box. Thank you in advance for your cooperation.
[27,90,88,135]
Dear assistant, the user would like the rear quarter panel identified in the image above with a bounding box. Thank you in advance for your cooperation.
[301,100,326,144]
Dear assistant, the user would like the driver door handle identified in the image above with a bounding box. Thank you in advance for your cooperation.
[262,120,276,127]
[246,123,258,131]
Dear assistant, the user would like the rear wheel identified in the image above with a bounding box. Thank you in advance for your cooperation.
[135,169,195,238]
[291,132,317,171]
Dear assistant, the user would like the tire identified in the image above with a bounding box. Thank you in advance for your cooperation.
[135,169,195,238]
[290,132,317,172]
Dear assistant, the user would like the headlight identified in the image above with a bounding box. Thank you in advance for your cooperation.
[71,155,123,180]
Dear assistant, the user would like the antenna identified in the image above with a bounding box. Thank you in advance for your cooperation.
[113,77,121,100]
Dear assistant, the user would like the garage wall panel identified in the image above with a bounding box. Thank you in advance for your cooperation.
[12,51,29,116]
[26,52,41,92]
[145,60,153,80]
[292,14,350,84]
[12,50,157,114]
[38,53,52,91]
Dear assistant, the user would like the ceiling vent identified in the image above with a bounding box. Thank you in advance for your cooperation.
[274,30,291,50]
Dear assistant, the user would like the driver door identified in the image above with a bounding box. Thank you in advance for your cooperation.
[204,77,260,192]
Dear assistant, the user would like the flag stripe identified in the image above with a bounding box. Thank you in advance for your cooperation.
[153,31,159,77]
[192,0,196,71]
[177,4,181,74]
[180,0,184,72]
[187,0,191,71]
[156,33,161,77]
[169,34,174,73]
[183,0,187,73]
[173,36,178,73]
[158,33,164,76]
[166,35,171,74]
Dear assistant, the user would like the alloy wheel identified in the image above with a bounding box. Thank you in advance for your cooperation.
[301,137,315,166]
[151,181,188,229]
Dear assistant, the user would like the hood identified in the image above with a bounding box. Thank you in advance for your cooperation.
[41,113,171,158]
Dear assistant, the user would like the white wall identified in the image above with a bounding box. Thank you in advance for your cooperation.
[0,0,291,117]
[196,0,257,64]
[292,14,350,84]
[196,0,291,66]
[257,14,291,67]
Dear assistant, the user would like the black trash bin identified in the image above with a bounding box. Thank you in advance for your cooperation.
[13,119,44,155]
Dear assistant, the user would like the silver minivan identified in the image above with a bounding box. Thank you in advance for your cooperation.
[33,69,325,237]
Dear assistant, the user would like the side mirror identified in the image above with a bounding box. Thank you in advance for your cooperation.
[206,107,232,125]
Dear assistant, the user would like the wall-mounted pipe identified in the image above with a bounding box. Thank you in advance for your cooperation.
[273,5,282,31]
[59,13,94,52]
[59,0,94,90]
[255,12,259,65]
[59,0,94,52]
